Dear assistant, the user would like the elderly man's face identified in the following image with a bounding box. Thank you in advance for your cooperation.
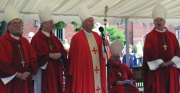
[82,17,94,32]
[154,17,165,30]
[8,18,23,36]
[111,54,120,63]
[42,20,54,32]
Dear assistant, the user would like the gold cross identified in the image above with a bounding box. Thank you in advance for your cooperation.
[49,45,53,51]
[163,45,167,50]
[21,61,25,67]
[48,40,53,51]
[18,44,25,67]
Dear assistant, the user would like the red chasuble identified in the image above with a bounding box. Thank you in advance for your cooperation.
[110,61,140,93]
[31,30,67,93]
[65,30,106,93]
[142,27,180,93]
[0,32,38,93]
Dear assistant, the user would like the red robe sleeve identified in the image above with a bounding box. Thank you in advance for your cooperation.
[53,36,68,65]
[25,41,38,75]
[110,62,136,86]
[142,32,160,88]
[31,37,49,67]
[121,63,135,80]
[0,40,17,78]
[172,35,180,57]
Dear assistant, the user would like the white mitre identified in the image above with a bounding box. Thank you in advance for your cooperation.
[152,3,167,20]
[109,39,124,55]
[38,7,52,23]
[3,5,20,24]
[78,5,93,22]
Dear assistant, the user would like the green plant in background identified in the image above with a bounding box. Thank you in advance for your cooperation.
[71,21,82,32]
[132,43,144,54]
[71,21,96,32]
[54,21,67,29]
[132,44,137,53]
[142,44,144,51]
[106,26,125,44]
[93,25,96,29]
[0,20,6,36]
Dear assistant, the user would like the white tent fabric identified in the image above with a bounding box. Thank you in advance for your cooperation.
[0,0,180,25]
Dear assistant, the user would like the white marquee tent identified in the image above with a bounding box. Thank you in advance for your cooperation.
[0,0,180,26]
[0,0,180,67]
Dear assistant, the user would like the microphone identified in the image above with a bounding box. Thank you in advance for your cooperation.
[99,27,104,33]
[99,27,105,40]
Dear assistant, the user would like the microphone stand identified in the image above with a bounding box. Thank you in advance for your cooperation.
[102,40,111,93]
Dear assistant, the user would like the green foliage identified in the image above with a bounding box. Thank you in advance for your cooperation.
[71,21,82,32]
[106,26,125,44]
[93,25,96,29]
[0,20,6,36]
[71,21,96,32]
[71,21,78,27]
[132,44,137,53]
[54,21,67,29]
[132,44,144,53]
[142,44,144,50]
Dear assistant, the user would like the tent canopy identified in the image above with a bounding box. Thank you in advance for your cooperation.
[0,0,180,25]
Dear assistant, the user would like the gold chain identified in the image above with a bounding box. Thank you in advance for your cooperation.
[162,35,167,50]
[18,44,25,67]
[48,40,53,51]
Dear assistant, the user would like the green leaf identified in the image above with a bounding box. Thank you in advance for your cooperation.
[54,21,67,29]
[106,26,125,44]
[71,21,82,32]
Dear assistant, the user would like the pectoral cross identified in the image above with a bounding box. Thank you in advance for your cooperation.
[18,44,25,67]
[48,40,53,51]
[118,72,122,76]
[163,44,167,50]
[49,45,53,51]
[21,60,25,67]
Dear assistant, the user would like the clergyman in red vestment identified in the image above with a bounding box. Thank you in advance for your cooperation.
[31,7,67,93]
[0,5,38,93]
[65,5,109,93]
[142,3,180,93]
[109,40,140,93]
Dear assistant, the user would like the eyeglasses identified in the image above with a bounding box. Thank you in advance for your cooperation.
[12,22,23,26]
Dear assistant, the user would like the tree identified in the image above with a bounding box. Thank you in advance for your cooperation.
[106,26,125,44]
[54,21,67,29]
[71,21,96,32]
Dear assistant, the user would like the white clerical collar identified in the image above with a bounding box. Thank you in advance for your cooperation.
[10,33,20,40]
[83,29,92,35]
[42,30,50,37]
[155,28,166,32]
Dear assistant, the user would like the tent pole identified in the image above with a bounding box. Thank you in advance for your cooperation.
[125,18,130,68]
